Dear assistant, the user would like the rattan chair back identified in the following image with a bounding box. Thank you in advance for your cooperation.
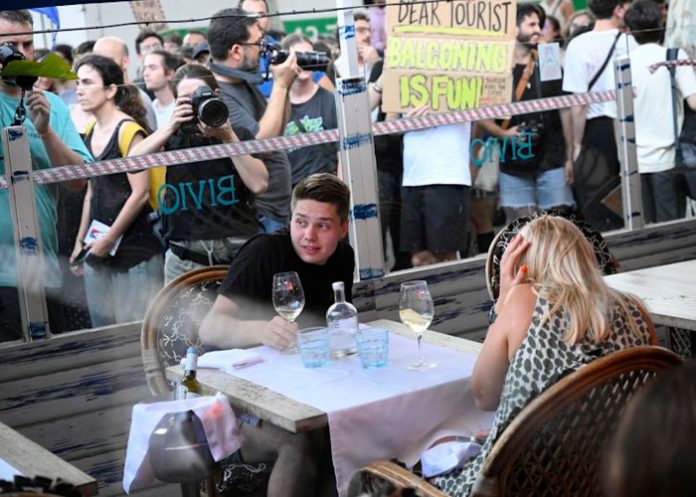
[472,346,681,497]
[140,265,229,396]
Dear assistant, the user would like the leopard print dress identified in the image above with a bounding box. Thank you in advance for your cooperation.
[432,295,652,497]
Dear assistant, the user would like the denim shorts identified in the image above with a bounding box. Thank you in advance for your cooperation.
[499,168,574,209]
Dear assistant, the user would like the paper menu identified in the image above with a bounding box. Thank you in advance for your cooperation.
[84,219,123,256]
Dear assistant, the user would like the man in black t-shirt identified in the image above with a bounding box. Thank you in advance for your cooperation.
[478,3,575,224]
[199,174,354,497]
[200,173,354,350]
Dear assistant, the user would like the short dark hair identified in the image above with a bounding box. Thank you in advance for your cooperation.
[52,43,74,66]
[237,0,269,9]
[208,8,259,61]
[135,30,164,54]
[292,173,351,222]
[624,0,663,44]
[588,0,629,20]
[517,3,546,27]
[170,63,220,97]
[165,33,183,47]
[354,11,370,23]
[0,9,33,26]
[74,40,95,57]
[147,49,184,74]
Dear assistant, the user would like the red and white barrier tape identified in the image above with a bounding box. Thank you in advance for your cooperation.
[648,58,696,74]
[0,89,615,190]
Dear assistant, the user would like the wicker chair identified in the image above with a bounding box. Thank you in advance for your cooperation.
[141,265,230,396]
[140,266,272,497]
[485,211,619,301]
[348,345,681,497]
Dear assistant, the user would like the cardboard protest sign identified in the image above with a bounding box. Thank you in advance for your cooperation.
[383,0,517,114]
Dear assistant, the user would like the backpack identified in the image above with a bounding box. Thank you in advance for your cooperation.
[84,119,165,211]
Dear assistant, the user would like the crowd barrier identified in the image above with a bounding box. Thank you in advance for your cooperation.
[0,89,616,189]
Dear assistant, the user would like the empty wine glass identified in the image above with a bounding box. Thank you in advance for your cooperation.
[399,280,436,371]
[272,271,305,352]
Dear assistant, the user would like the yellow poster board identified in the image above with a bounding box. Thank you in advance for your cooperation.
[383,0,517,114]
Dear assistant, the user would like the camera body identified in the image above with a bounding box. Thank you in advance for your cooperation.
[517,119,545,146]
[268,44,330,72]
[0,42,38,90]
[181,86,229,134]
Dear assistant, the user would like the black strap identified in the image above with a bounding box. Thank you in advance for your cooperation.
[667,48,680,147]
[169,243,230,267]
[588,31,622,91]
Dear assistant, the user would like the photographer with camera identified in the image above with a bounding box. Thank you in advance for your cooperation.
[1,10,91,342]
[208,7,297,233]
[478,3,574,224]
[128,64,268,284]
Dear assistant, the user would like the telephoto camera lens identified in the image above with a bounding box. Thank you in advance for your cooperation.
[269,46,330,72]
[190,86,229,128]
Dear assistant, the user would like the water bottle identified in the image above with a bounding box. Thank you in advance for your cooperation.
[175,347,202,400]
[326,281,358,359]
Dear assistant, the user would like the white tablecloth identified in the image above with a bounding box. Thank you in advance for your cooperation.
[225,331,494,496]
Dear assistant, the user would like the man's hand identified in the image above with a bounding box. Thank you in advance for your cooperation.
[358,45,380,65]
[26,90,51,137]
[260,316,299,351]
[271,51,300,89]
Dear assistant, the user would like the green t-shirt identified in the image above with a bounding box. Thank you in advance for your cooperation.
[0,90,92,288]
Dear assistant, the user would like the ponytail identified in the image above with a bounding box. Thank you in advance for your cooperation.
[117,84,149,133]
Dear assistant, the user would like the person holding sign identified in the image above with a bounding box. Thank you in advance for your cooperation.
[477,3,574,225]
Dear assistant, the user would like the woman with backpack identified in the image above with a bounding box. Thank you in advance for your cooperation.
[70,54,162,326]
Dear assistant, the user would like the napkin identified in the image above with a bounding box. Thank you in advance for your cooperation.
[187,349,264,370]
[420,440,482,477]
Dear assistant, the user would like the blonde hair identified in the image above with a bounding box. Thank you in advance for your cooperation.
[519,215,643,344]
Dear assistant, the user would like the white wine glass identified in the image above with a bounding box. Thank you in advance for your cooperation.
[399,280,436,371]
[272,271,305,352]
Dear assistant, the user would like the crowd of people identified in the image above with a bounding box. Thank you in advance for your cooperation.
[1,0,696,342]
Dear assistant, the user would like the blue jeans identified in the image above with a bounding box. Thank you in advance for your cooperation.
[84,255,163,327]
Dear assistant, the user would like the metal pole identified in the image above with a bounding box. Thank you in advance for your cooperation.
[334,0,385,281]
[614,56,644,230]
[2,126,51,342]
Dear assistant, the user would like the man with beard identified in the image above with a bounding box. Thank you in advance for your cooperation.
[207,8,298,233]
[478,3,574,223]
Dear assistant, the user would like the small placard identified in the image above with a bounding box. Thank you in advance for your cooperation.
[538,43,562,82]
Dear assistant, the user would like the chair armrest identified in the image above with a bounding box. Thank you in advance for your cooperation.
[353,461,450,497]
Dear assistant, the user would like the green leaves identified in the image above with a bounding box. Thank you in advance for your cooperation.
[1,53,76,80]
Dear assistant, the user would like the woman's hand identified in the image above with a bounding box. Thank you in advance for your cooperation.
[199,119,236,143]
[496,234,531,314]
[88,235,115,258]
[69,241,86,276]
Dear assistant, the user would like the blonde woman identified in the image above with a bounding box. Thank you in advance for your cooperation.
[433,215,656,497]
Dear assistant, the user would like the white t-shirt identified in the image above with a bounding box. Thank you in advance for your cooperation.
[402,123,472,187]
[630,44,696,173]
[563,29,637,119]
[153,99,175,130]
